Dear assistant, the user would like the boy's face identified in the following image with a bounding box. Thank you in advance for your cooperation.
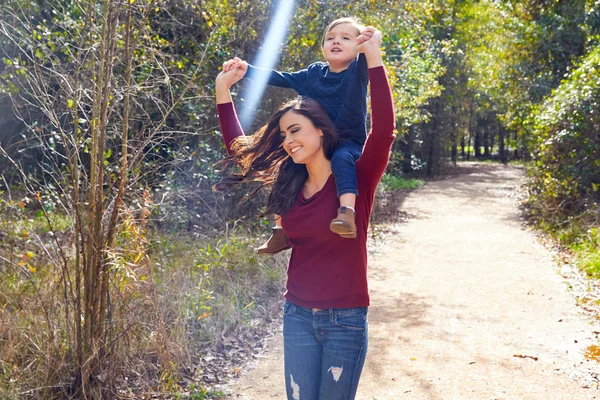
[322,23,360,71]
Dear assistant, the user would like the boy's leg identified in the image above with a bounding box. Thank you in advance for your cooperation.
[329,142,362,238]
[283,302,322,400]
[339,193,356,210]
[256,214,291,254]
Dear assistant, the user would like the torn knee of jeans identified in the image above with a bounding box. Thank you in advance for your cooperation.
[289,374,300,400]
[328,366,343,382]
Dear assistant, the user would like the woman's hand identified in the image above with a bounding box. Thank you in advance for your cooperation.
[216,65,245,104]
[216,64,246,89]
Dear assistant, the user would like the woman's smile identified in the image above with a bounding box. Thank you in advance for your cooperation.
[290,145,303,154]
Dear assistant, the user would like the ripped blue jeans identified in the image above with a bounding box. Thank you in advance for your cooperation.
[283,300,368,400]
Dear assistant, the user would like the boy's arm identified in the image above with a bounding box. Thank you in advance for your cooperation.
[245,64,308,93]
[334,30,377,134]
[222,56,308,92]
[358,52,368,83]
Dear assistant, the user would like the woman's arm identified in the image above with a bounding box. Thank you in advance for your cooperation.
[215,67,245,154]
[216,65,244,104]
[356,31,396,195]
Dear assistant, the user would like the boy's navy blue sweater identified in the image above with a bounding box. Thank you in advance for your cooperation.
[245,54,368,146]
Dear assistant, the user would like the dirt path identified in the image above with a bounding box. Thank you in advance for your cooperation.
[223,163,600,399]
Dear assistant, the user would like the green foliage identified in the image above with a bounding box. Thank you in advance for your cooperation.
[522,38,600,279]
[380,174,425,191]
[146,227,286,347]
[188,234,285,335]
[536,221,600,279]
[571,228,600,278]
[0,192,285,397]
[187,384,225,399]
[527,43,600,221]
[3,0,600,396]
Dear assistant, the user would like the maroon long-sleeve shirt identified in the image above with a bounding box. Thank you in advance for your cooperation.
[217,66,396,309]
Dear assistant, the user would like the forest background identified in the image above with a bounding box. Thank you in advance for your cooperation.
[0,0,599,398]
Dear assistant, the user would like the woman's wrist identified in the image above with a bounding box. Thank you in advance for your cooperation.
[364,50,383,68]
[215,80,231,92]
[215,81,233,104]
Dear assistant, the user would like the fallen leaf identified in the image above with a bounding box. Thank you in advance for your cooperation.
[197,312,212,320]
[513,354,538,361]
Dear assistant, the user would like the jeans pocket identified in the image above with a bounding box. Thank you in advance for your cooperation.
[283,301,295,316]
[332,308,367,331]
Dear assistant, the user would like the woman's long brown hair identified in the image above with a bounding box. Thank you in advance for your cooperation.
[214,97,339,215]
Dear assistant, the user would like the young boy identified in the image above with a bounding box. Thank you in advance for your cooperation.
[223,18,376,253]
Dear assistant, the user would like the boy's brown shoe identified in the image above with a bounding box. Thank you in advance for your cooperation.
[329,206,357,238]
[256,228,291,254]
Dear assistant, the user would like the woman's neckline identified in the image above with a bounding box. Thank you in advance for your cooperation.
[301,173,334,201]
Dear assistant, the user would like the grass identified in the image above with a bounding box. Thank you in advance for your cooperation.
[154,230,287,342]
[534,217,600,279]
[0,190,288,398]
[187,384,226,399]
[572,228,600,278]
[380,174,425,191]
[0,195,72,244]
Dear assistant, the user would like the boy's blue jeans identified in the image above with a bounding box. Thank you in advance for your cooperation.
[283,300,368,400]
[331,141,363,198]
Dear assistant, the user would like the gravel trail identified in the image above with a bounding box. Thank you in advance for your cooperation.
[224,163,600,400]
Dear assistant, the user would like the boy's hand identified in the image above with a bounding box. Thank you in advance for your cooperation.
[222,57,248,76]
[357,26,376,46]
[357,26,382,54]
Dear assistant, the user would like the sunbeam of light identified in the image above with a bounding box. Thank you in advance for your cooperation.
[239,0,295,130]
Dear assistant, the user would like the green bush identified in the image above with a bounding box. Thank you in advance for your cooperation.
[525,44,600,278]
[527,43,600,224]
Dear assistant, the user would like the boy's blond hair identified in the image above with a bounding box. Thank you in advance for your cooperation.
[322,17,365,46]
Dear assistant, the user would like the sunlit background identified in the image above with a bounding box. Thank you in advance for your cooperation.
[239,0,295,130]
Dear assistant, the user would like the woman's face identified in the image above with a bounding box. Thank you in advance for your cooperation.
[279,110,324,164]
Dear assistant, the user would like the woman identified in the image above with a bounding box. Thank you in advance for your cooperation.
[214,29,394,400]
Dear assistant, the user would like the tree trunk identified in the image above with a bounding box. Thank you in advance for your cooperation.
[499,126,507,164]
[402,126,415,174]
[483,127,491,158]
